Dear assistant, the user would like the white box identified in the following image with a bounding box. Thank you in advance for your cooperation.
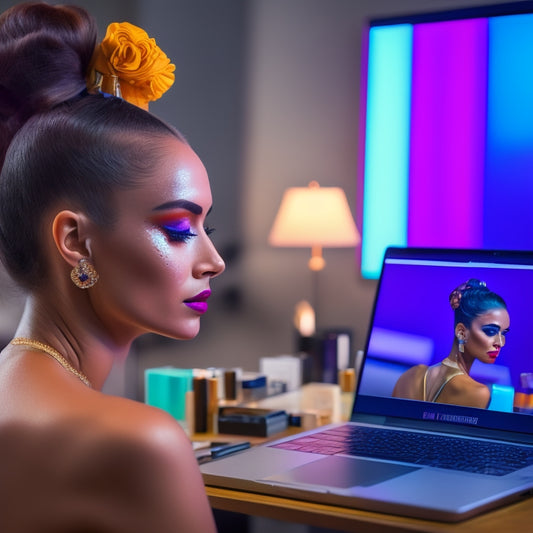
[260,354,302,392]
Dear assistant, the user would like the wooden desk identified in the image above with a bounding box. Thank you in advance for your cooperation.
[205,484,532,533]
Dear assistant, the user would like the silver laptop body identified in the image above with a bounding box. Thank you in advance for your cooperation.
[201,248,533,522]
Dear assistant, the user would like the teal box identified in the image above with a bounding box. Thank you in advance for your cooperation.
[145,367,194,421]
[487,384,514,413]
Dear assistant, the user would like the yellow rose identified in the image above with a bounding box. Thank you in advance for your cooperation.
[90,22,175,110]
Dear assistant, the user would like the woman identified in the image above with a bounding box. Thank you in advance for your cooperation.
[392,279,510,409]
[0,3,224,532]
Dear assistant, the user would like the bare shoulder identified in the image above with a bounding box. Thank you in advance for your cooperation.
[0,377,216,533]
[392,364,427,399]
[95,393,190,446]
[444,375,491,408]
[395,364,428,383]
[403,364,427,378]
[72,395,217,533]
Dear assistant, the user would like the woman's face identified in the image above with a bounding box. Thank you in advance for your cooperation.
[464,308,510,364]
[88,137,225,343]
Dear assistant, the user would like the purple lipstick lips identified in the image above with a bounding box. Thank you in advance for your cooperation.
[184,289,211,314]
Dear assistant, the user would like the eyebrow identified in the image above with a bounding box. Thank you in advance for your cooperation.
[152,199,203,215]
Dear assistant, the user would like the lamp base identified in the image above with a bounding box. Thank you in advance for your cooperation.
[308,245,325,271]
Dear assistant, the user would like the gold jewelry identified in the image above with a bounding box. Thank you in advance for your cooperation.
[71,258,99,289]
[10,337,92,388]
[90,71,122,98]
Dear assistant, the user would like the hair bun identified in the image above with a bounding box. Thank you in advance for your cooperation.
[0,3,97,164]
[1,34,85,114]
[449,278,487,310]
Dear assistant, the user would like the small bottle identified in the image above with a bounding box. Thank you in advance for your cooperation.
[338,368,356,421]
[207,376,219,434]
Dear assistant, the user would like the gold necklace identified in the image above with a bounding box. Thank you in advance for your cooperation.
[441,357,460,370]
[11,337,92,388]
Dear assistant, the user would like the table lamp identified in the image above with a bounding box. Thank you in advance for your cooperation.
[268,180,360,323]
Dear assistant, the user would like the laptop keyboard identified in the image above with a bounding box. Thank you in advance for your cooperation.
[270,424,533,476]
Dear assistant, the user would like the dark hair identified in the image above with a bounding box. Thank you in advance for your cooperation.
[0,2,97,159]
[449,278,507,328]
[0,3,183,289]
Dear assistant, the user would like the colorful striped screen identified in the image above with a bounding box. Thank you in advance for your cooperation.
[361,10,533,279]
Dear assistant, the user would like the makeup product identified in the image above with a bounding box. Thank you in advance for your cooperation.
[185,390,195,435]
[224,370,237,400]
[338,368,356,421]
[207,376,219,433]
[144,367,193,429]
[300,382,341,423]
[320,328,353,383]
[193,376,208,433]
[217,407,288,437]
[195,441,251,464]
[241,372,267,402]
[260,354,303,392]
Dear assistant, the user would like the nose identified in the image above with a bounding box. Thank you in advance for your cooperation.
[193,236,225,279]
[495,332,505,348]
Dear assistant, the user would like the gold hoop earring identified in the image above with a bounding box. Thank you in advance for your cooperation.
[71,258,99,289]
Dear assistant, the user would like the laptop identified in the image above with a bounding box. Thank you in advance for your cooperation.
[201,247,533,522]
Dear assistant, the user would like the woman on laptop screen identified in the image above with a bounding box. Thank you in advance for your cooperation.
[392,279,510,409]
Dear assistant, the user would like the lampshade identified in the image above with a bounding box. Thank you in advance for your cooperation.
[269,181,360,247]
[269,181,360,271]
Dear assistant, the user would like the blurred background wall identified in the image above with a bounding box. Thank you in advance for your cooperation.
[0,0,518,400]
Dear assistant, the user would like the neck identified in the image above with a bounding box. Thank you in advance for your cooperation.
[14,294,131,391]
[447,345,473,374]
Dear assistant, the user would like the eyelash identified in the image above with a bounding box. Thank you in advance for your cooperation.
[162,224,215,243]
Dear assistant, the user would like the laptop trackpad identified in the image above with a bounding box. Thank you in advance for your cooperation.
[264,456,419,488]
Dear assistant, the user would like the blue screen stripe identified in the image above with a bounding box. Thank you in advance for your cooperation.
[485,13,533,250]
[361,24,413,279]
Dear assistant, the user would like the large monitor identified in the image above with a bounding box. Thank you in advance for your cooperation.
[360,1,533,278]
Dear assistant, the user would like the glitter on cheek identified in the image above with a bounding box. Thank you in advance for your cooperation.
[148,229,171,260]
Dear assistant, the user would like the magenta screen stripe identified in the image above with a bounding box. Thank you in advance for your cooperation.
[408,19,488,247]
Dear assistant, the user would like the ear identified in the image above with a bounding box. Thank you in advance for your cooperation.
[52,210,93,268]
[455,323,467,341]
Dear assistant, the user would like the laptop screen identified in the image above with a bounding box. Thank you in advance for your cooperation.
[355,247,533,437]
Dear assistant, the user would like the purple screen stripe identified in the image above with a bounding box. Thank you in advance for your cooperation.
[408,19,488,247]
